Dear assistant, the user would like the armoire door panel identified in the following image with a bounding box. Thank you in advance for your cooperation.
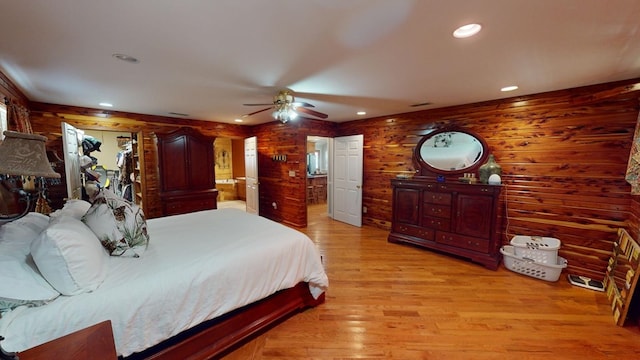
[161,136,189,191]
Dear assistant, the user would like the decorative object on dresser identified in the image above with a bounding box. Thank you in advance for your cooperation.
[0,131,61,223]
[389,127,503,269]
[156,127,218,216]
[478,154,502,184]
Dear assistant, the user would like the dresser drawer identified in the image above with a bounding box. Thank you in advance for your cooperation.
[422,216,451,231]
[394,224,434,241]
[423,204,451,218]
[163,197,217,216]
[423,192,451,205]
[436,232,489,253]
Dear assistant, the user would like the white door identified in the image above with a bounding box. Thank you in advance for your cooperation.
[61,122,83,200]
[244,136,259,215]
[332,134,363,227]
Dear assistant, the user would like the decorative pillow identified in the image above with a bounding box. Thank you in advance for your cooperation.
[31,216,108,296]
[82,188,149,257]
[0,212,50,256]
[48,199,92,220]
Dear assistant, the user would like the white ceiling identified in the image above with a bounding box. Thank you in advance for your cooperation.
[1,0,640,125]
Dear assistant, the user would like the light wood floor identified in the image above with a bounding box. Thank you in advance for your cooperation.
[223,204,640,359]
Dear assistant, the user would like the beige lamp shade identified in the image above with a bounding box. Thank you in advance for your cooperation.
[0,131,60,178]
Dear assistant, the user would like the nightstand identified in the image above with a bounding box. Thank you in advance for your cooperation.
[18,320,117,360]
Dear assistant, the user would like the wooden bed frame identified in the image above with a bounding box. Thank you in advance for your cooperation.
[124,282,324,360]
[0,197,325,359]
[4,282,323,360]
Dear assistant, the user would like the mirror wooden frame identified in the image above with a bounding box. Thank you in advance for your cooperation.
[413,127,489,177]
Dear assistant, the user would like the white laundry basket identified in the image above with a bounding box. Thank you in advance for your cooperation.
[510,235,561,264]
[501,245,567,282]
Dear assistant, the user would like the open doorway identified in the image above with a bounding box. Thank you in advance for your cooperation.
[81,129,136,200]
[306,136,330,220]
[214,137,247,211]
[57,125,143,209]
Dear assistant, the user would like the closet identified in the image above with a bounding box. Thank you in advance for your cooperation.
[157,127,217,216]
[113,134,144,207]
[61,125,145,209]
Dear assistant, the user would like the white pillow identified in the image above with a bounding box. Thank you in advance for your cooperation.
[0,254,60,312]
[0,212,50,256]
[48,199,92,220]
[31,217,108,296]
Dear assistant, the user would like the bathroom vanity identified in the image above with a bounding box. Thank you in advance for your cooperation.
[388,128,503,269]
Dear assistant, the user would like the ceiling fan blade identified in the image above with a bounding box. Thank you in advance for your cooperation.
[243,103,274,106]
[293,101,315,108]
[296,106,328,119]
[244,107,273,117]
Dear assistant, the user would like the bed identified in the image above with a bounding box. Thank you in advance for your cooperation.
[0,204,328,359]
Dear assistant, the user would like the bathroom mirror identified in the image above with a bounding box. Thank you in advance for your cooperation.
[414,128,488,176]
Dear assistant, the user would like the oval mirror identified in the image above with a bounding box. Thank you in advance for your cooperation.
[415,129,488,175]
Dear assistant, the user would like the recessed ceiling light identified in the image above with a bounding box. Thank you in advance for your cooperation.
[99,102,113,107]
[501,85,519,92]
[453,23,482,38]
[357,111,366,116]
[112,53,139,63]
[234,118,243,123]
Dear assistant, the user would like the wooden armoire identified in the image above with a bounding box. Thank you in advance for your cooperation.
[156,127,218,216]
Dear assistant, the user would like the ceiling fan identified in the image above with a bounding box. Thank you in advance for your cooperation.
[243,90,328,123]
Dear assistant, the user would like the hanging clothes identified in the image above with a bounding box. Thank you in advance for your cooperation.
[118,150,133,186]
[82,135,102,153]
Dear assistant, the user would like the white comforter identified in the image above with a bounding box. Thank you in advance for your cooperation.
[0,208,328,357]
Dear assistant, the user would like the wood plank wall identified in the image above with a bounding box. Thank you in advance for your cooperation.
[27,103,251,219]
[0,71,28,105]
[251,119,335,226]
[337,79,640,279]
[6,76,640,280]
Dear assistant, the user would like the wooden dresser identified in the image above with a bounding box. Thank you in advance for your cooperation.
[157,127,218,216]
[388,178,502,269]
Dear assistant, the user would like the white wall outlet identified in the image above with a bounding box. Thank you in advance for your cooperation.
[363,206,367,213]
[289,170,296,177]
[272,202,277,209]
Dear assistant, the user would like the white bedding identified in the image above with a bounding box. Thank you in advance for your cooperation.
[0,208,329,357]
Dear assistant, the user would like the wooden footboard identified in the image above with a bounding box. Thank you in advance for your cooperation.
[124,282,324,360]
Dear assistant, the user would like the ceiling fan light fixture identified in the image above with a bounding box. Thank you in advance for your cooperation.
[271,90,299,123]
